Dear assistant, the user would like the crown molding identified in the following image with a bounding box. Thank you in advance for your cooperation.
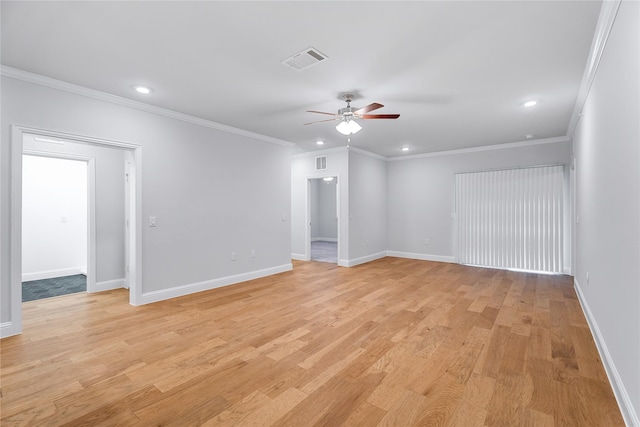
[348,146,388,161]
[567,0,622,137]
[0,66,295,148]
[387,136,571,162]
[291,146,347,159]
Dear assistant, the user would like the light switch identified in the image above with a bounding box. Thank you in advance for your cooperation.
[149,216,157,227]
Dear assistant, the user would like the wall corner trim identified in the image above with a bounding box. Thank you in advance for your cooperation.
[0,66,295,148]
[574,279,640,427]
[567,0,622,138]
[93,278,126,293]
[386,251,455,263]
[348,146,388,161]
[291,146,348,159]
[291,253,307,261]
[139,264,293,305]
[342,251,386,267]
[0,321,20,339]
[387,136,570,162]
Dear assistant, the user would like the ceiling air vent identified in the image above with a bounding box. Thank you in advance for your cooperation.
[315,156,327,171]
[282,47,328,71]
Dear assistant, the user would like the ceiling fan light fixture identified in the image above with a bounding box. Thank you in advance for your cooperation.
[336,118,362,135]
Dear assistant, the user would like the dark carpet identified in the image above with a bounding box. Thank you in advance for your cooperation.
[22,274,86,302]
[311,240,338,263]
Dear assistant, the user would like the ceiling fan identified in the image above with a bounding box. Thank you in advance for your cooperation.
[305,94,400,135]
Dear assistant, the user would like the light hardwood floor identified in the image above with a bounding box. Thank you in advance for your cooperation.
[1,258,624,426]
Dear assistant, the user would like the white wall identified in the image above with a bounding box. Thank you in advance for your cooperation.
[22,155,87,280]
[387,141,572,262]
[23,134,126,284]
[573,0,639,423]
[1,74,293,330]
[349,150,387,263]
[291,148,348,263]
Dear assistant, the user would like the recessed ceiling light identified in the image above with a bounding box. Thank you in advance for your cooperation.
[323,177,334,182]
[316,140,324,145]
[525,134,534,139]
[134,85,152,94]
[523,100,537,107]
[402,147,410,152]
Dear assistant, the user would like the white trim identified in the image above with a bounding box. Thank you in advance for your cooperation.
[386,251,455,263]
[93,278,126,292]
[0,322,19,339]
[342,251,386,267]
[291,253,306,261]
[574,279,639,427]
[338,259,350,267]
[311,237,338,243]
[387,137,571,162]
[292,146,347,159]
[22,268,85,282]
[348,146,387,161]
[1,66,294,148]
[567,0,622,138]
[140,264,293,305]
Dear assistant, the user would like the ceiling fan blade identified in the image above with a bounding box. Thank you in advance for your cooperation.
[304,118,339,125]
[360,114,400,119]
[307,110,337,116]
[354,103,384,115]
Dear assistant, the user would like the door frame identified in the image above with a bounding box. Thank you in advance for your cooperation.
[6,125,143,337]
[305,175,340,262]
[22,150,97,293]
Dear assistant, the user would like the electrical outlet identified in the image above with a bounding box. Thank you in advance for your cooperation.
[365,240,369,247]
[149,216,157,227]
[424,238,430,245]
[251,249,256,258]
[586,272,589,284]
[231,252,237,261]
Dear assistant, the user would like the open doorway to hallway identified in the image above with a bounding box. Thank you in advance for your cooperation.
[309,176,338,263]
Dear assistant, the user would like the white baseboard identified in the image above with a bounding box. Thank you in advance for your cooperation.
[574,279,640,427]
[93,278,126,292]
[291,253,307,261]
[311,237,338,243]
[0,321,20,338]
[341,251,386,267]
[140,263,293,305]
[386,251,455,263]
[22,267,86,282]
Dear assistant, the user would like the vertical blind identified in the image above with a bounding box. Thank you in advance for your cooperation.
[455,165,564,273]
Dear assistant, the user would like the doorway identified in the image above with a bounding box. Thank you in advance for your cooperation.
[308,176,338,263]
[21,153,91,301]
[5,125,142,337]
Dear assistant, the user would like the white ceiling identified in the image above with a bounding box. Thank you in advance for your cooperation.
[1,1,602,157]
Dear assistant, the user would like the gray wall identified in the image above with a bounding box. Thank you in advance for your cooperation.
[23,134,126,283]
[387,141,572,261]
[573,0,639,421]
[349,150,387,260]
[1,75,292,326]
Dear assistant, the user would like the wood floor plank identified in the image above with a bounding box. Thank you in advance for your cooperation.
[1,258,624,426]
